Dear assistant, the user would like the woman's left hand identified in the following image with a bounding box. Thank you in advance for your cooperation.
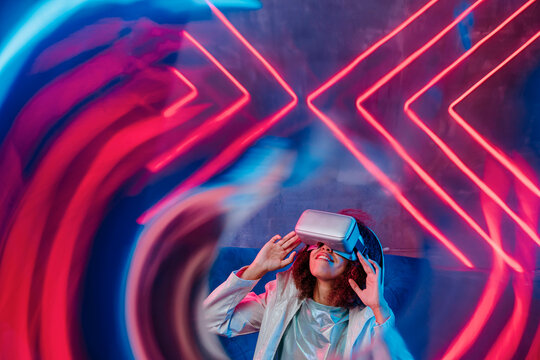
[348,250,391,324]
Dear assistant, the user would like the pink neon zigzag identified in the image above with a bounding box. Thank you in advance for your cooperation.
[402,0,539,248]
[138,2,298,223]
[354,0,532,272]
[447,31,540,198]
[163,66,198,118]
[308,0,475,268]
[148,31,251,172]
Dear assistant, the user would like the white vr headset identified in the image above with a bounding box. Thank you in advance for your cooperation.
[294,209,381,262]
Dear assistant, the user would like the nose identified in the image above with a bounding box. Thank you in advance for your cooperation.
[320,244,333,252]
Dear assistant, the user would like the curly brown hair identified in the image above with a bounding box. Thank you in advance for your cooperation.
[291,209,383,309]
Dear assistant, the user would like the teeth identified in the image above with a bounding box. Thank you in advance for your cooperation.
[316,254,332,261]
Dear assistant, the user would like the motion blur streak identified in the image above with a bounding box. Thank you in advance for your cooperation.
[0,0,538,359]
[127,145,293,359]
[0,0,88,109]
[485,156,538,359]
[441,160,511,360]
[0,9,207,358]
[39,104,207,359]
[0,0,218,109]
[527,325,540,359]
[127,189,232,360]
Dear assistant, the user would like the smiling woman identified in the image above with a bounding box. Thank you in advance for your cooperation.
[203,209,412,359]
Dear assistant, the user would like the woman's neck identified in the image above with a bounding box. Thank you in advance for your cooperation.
[312,279,335,306]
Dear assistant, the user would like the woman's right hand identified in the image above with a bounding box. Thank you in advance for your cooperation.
[240,231,301,280]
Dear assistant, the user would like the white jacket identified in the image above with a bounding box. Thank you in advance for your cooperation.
[204,267,413,359]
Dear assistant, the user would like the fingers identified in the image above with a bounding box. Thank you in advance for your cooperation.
[276,230,296,246]
[280,251,296,267]
[281,233,300,250]
[270,234,282,244]
[356,249,375,274]
[348,278,363,296]
[368,259,380,276]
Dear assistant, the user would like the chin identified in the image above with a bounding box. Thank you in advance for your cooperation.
[309,262,339,281]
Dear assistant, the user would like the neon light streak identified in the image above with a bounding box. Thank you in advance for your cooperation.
[307,0,440,103]
[138,102,296,224]
[485,158,538,359]
[38,104,206,360]
[444,157,538,359]
[485,274,530,359]
[206,0,297,103]
[0,0,88,109]
[0,66,206,360]
[163,66,198,118]
[402,1,540,247]
[357,0,484,103]
[148,31,250,171]
[526,325,540,360]
[138,2,298,223]
[307,0,473,268]
[354,0,530,272]
[305,104,473,268]
[358,104,523,271]
[448,32,540,198]
[441,185,508,360]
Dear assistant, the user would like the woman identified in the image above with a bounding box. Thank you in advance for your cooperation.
[204,210,412,359]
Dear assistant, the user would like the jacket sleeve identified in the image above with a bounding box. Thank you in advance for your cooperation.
[203,267,277,337]
[370,311,414,360]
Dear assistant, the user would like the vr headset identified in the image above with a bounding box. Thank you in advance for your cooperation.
[294,209,381,262]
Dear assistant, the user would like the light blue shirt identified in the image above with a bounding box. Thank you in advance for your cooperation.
[276,298,349,359]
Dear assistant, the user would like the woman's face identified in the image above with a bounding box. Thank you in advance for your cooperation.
[308,243,348,281]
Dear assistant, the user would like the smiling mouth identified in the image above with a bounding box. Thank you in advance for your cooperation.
[315,253,333,262]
